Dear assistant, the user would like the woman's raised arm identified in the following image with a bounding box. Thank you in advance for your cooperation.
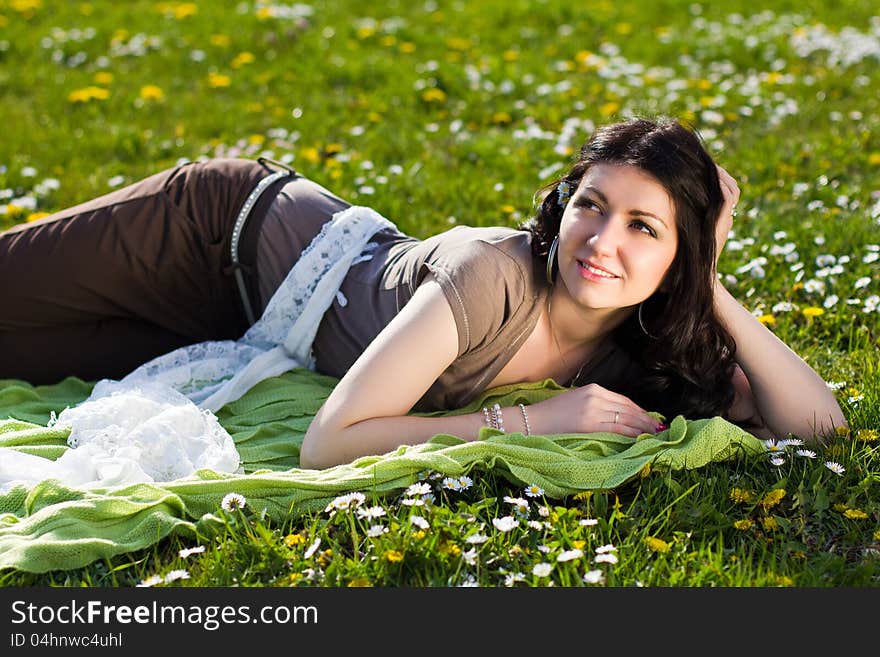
[713,165,847,443]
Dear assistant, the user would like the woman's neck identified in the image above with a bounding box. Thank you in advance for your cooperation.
[546,283,630,357]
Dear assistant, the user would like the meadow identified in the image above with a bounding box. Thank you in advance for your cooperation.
[0,0,878,587]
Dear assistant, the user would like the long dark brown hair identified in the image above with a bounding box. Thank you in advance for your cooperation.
[520,116,740,422]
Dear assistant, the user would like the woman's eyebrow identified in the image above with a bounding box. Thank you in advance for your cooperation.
[581,185,669,229]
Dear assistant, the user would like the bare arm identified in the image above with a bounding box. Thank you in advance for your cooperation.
[714,278,846,443]
[300,274,493,468]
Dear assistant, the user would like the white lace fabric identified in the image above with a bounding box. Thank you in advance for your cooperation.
[0,205,396,492]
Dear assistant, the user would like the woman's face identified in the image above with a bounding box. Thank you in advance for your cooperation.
[556,163,678,316]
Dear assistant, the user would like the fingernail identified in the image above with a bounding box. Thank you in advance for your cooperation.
[656,423,668,432]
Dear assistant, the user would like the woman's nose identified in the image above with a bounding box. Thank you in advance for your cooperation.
[587,218,622,256]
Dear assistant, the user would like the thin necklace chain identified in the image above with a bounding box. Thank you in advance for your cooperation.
[547,292,587,386]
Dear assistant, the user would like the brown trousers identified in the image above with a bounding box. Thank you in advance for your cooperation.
[0,158,293,384]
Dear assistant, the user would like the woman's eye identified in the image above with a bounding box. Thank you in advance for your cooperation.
[575,198,600,211]
[632,221,656,237]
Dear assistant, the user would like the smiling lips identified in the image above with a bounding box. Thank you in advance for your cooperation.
[578,259,619,280]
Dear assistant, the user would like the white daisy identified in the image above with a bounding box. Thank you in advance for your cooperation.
[557,548,584,562]
[583,569,605,585]
[178,545,206,559]
[410,515,430,530]
[492,516,519,532]
[406,482,432,496]
[594,553,619,565]
[366,524,388,538]
[524,484,545,497]
[824,461,845,475]
[221,492,246,511]
[163,569,190,583]
[136,574,164,588]
[465,533,489,545]
[796,449,817,459]
[579,518,599,527]
[532,562,553,577]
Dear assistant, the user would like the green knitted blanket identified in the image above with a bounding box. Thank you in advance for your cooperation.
[0,370,763,574]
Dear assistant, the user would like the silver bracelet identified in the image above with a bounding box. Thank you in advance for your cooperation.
[518,403,531,436]
[491,403,505,433]
[482,406,493,429]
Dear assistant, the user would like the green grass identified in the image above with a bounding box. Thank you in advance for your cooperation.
[1,0,878,587]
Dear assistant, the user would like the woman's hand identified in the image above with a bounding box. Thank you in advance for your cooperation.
[530,383,664,437]
[715,164,740,271]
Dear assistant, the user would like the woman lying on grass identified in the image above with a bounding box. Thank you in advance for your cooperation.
[0,116,846,468]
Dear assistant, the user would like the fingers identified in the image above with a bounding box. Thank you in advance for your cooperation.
[716,165,740,205]
[606,406,664,437]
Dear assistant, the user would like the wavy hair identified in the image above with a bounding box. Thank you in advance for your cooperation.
[519,116,741,422]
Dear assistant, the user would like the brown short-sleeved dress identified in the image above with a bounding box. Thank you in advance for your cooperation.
[257,176,643,413]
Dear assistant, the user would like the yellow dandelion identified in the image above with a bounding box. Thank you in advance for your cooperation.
[3,204,22,217]
[283,533,306,548]
[733,519,753,530]
[791,281,804,292]
[139,85,165,101]
[869,153,880,166]
[833,503,848,513]
[286,572,302,584]
[248,134,266,145]
[67,86,109,103]
[844,508,869,520]
[367,111,382,123]
[347,577,372,587]
[93,72,114,85]
[776,575,794,587]
[324,143,343,155]
[231,51,255,68]
[11,0,42,16]
[765,72,783,85]
[855,429,879,442]
[757,314,776,326]
[600,102,620,117]
[412,529,426,540]
[399,42,416,53]
[802,306,825,318]
[835,425,850,438]
[616,22,632,35]
[873,529,880,541]
[492,111,512,125]
[729,488,754,504]
[384,550,404,563]
[421,88,447,103]
[759,488,786,510]
[380,35,397,47]
[500,204,516,214]
[26,211,51,223]
[210,34,231,47]
[255,6,273,20]
[502,49,519,62]
[644,536,670,553]
[445,37,471,51]
[207,72,231,88]
[572,540,586,549]
[761,516,779,531]
[696,79,712,90]
[317,548,333,566]
[573,491,592,502]
[439,542,461,557]
[356,25,376,39]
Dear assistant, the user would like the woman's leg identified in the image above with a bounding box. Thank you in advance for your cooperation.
[0,158,274,384]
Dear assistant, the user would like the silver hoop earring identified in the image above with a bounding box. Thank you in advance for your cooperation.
[638,301,658,339]
[546,235,559,285]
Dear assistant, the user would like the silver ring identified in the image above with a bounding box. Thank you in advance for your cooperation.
[613,411,620,424]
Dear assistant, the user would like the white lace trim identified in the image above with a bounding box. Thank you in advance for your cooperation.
[0,205,396,491]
